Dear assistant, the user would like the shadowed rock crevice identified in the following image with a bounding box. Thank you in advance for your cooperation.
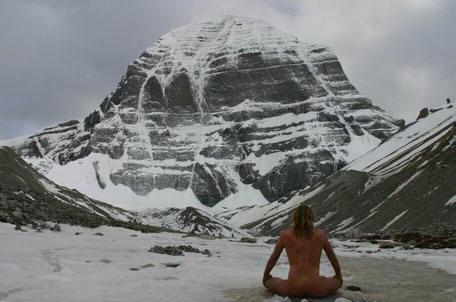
[165,73,198,113]
[143,76,166,113]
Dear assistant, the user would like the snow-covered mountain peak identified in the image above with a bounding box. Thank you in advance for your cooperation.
[145,15,301,57]
[3,16,402,210]
[132,14,335,113]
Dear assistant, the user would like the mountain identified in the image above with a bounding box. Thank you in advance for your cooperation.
[0,146,244,236]
[2,15,402,209]
[221,103,456,236]
[0,146,145,229]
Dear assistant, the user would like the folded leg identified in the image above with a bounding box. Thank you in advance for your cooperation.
[264,277,295,297]
[307,276,342,298]
[264,276,342,298]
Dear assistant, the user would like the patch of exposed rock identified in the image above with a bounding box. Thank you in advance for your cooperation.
[148,245,211,256]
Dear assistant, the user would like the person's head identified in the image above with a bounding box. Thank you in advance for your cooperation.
[292,205,314,238]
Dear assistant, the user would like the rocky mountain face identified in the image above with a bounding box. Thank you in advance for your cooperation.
[3,15,402,209]
[0,147,152,231]
[0,146,244,236]
[221,104,456,237]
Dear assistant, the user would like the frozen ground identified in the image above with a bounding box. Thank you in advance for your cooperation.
[1,223,455,302]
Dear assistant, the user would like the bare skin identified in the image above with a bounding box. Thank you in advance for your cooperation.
[263,228,343,298]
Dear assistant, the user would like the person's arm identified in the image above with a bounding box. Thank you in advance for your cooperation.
[263,232,285,284]
[323,233,343,284]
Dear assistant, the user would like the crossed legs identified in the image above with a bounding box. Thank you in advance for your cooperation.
[264,276,342,298]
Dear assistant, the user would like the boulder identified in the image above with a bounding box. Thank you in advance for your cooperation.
[240,237,257,243]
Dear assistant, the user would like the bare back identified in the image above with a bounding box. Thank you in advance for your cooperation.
[263,228,342,298]
[281,228,325,283]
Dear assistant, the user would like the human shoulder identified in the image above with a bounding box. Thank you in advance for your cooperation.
[313,228,328,240]
[280,229,292,236]
[279,229,293,240]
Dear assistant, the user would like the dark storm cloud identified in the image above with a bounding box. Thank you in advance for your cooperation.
[0,0,454,139]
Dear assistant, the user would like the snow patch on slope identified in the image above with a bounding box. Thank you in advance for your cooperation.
[386,170,423,199]
[380,210,408,231]
[445,196,456,207]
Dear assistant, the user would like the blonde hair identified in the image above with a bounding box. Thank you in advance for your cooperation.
[292,205,314,238]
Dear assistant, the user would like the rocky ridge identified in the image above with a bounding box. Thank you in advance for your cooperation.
[140,206,246,237]
[0,146,155,231]
[217,104,456,239]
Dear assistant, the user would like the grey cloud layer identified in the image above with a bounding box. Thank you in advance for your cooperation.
[0,0,454,139]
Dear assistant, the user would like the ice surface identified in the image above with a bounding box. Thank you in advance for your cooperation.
[0,223,302,302]
[1,222,455,302]
[333,238,456,275]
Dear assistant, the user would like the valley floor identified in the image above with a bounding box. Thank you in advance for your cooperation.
[0,223,455,302]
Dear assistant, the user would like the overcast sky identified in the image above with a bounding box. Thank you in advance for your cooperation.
[0,0,454,139]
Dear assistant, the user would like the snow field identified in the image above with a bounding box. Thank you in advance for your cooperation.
[1,223,456,301]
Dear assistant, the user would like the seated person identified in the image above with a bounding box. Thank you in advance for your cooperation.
[263,205,343,298]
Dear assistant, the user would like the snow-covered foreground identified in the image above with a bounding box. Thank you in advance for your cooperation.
[1,223,455,302]
[0,223,294,302]
[332,239,456,276]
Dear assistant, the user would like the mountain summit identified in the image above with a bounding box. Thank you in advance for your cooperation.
[3,16,402,209]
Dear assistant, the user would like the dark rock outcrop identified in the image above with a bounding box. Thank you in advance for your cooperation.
[148,245,211,256]
[417,107,429,120]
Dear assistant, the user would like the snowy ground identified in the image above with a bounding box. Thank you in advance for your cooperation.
[1,223,455,302]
